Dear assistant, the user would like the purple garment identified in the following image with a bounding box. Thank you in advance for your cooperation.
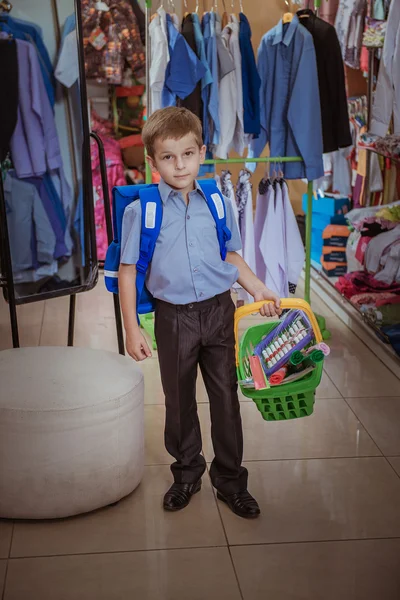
[10,40,62,178]
[23,176,68,260]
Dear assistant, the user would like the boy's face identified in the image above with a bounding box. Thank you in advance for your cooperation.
[147,133,206,194]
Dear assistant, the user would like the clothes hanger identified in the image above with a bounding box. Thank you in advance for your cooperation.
[183,0,189,17]
[283,0,293,23]
[0,1,12,12]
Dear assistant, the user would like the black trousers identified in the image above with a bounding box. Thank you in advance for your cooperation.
[155,291,248,496]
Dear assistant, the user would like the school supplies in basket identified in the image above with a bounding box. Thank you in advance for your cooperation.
[234,299,326,421]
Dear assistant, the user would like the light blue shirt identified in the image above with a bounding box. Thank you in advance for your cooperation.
[120,179,242,305]
[247,16,324,181]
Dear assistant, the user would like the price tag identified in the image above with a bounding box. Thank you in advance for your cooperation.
[89,26,107,50]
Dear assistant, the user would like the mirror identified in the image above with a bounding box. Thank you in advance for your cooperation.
[0,0,97,304]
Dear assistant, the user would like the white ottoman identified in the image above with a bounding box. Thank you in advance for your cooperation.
[0,347,144,519]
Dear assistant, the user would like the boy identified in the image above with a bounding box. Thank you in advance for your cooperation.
[119,107,281,519]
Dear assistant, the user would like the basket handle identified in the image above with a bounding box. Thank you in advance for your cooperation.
[234,298,323,366]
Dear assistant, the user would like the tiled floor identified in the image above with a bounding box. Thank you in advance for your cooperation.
[1,280,400,599]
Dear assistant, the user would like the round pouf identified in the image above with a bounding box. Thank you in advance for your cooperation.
[0,347,144,520]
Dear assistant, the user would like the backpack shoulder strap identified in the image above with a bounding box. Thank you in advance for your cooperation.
[135,186,163,302]
[197,179,232,260]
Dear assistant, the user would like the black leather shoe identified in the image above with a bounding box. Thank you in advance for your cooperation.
[163,480,202,512]
[217,490,261,519]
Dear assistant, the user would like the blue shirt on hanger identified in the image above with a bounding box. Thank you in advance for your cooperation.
[162,14,206,108]
[0,15,55,107]
[248,16,324,181]
[239,13,261,136]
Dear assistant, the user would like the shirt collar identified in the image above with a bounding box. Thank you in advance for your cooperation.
[272,15,299,46]
[158,178,206,205]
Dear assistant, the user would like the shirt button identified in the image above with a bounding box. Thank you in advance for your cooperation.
[189,304,193,309]
[193,267,198,273]
[189,242,194,247]
[187,215,191,220]
[199,292,204,297]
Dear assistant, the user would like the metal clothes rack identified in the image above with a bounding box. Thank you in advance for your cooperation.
[143,0,315,307]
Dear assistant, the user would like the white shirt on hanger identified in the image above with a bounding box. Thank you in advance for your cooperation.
[282,180,305,293]
[149,7,170,113]
[215,17,245,158]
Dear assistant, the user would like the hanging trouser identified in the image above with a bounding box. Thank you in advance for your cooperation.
[155,290,248,496]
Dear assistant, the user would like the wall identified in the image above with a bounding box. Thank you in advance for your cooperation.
[181,0,306,213]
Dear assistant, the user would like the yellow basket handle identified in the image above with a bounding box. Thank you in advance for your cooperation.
[234,298,323,366]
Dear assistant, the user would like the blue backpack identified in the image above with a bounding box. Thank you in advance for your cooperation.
[104,180,232,316]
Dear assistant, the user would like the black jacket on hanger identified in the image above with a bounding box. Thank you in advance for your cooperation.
[297,9,352,154]
[178,14,203,124]
[0,39,18,162]
[129,0,145,45]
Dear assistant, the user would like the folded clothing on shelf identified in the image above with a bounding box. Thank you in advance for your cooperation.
[322,260,347,277]
[323,224,351,248]
[322,247,347,263]
[335,270,400,299]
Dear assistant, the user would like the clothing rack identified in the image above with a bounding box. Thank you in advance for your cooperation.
[143,0,315,307]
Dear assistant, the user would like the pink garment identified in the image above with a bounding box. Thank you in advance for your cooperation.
[335,270,400,299]
[355,235,373,265]
[350,292,399,308]
[91,133,126,260]
[360,46,369,72]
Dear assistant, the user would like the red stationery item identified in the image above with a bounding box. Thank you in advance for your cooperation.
[249,356,269,390]
[269,367,288,385]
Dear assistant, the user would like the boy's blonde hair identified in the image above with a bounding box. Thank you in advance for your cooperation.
[142,107,203,158]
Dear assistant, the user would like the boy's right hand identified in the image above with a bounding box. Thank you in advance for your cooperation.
[126,331,152,361]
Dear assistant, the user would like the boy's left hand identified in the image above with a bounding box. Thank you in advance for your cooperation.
[253,287,282,317]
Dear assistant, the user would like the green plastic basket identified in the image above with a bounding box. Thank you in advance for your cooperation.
[234,299,324,422]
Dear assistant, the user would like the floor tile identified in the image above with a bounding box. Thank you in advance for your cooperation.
[346,397,400,456]
[232,539,400,600]
[4,547,241,600]
[40,292,119,353]
[145,405,170,465]
[199,399,381,462]
[10,466,226,558]
[317,371,342,398]
[0,298,44,351]
[218,458,400,546]
[0,521,12,559]
[0,560,6,596]
[324,320,400,397]
[388,457,400,477]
